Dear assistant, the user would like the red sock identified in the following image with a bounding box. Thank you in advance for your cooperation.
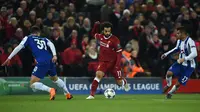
[90,77,100,96]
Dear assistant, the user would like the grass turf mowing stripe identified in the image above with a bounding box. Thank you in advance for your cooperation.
[0,94,199,112]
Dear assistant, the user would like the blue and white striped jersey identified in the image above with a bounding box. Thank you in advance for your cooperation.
[165,37,197,68]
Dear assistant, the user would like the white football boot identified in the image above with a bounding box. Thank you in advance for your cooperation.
[86,95,95,100]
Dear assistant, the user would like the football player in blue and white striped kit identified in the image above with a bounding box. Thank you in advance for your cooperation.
[161,26,197,99]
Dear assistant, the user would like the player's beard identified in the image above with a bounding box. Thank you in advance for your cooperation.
[104,34,111,38]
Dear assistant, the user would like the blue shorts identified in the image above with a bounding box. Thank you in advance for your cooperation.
[168,62,194,86]
[32,61,57,79]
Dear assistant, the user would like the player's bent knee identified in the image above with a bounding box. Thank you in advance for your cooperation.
[175,81,181,87]
[30,75,40,86]
[30,83,35,88]
[96,71,104,79]
[49,75,58,81]
[176,84,180,88]
[166,71,173,77]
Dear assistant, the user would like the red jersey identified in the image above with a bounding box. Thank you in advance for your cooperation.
[95,33,122,62]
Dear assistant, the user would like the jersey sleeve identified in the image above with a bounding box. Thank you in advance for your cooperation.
[19,36,29,47]
[94,33,101,40]
[185,39,197,61]
[46,38,57,56]
[8,45,24,59]
[8,36,29,59]
[114,38,122,53]
[91,21,100,38]
[164,40,180,56]
[113,37,122,68]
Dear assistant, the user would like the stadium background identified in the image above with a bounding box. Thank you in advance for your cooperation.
[0,0,200,95]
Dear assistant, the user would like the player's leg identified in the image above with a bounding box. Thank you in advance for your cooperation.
[49,62,73,99]
[86,62,106,99]
[163,71,173,93]
[111,69,130,92]
[30,65,56,100]
[49,75,73,100]
[166,66,194,99]
[86,71,105,99]
[30,75,51,92]
[163,63,180,93]
[116,78,130,91]
[166,81,180,99]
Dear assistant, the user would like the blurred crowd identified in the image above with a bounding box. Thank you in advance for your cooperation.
[0,0,200,78]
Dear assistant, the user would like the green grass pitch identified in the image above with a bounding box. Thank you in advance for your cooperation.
[0,94,200,112]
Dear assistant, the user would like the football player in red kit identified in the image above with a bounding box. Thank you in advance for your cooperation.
[86,22,130,99]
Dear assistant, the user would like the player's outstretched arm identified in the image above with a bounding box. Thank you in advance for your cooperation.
[185,39,197,61]
[1,44,23,66]
[91,21,100,38]
[115,49,122,68]
[114,39,123,69]
[161,40,180,59]
[2,36,28,66]
[47,39,57,63]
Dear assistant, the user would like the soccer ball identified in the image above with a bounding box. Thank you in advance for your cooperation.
[104,88,116,99]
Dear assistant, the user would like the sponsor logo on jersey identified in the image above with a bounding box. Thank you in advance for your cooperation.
[100,41,109,48]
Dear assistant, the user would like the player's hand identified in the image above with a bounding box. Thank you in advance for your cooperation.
[1,59,11,66]
[52,55,57,63]
[161,54,167,60]
[177,58,185,64]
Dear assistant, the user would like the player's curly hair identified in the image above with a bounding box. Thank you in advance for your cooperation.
[101,22,113,30]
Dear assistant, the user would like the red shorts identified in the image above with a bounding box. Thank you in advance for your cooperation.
[97,61,123,80]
